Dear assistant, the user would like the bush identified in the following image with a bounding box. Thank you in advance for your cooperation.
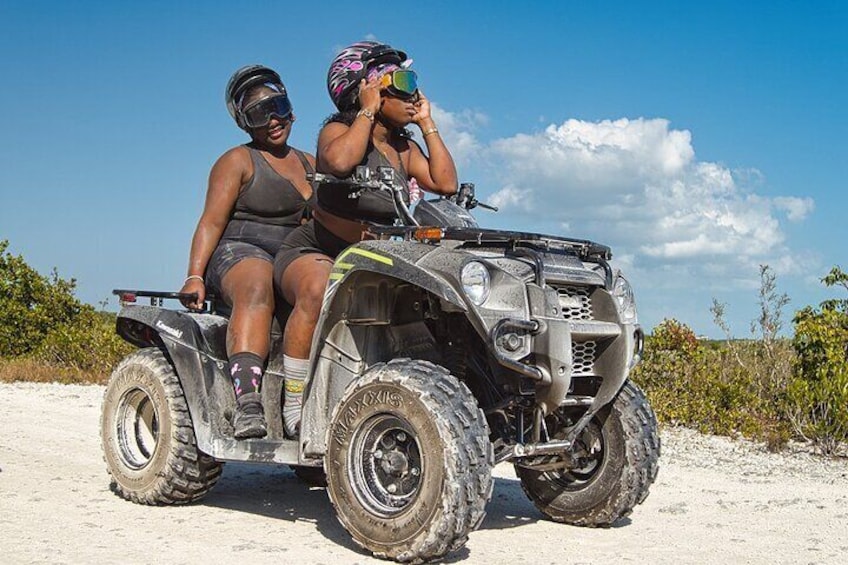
[0,240,83,357]
[0,240,133,383]
[34,310,132,376]
[631,319,791,447]
[788,267,848,455]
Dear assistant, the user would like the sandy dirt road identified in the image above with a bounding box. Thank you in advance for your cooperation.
[1,382,846,564]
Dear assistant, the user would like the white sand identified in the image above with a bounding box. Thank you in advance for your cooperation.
[0,382,846,564]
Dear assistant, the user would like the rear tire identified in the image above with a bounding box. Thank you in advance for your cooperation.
[326,359,493,563]
[516,381,659,526]
[100,347,223,505]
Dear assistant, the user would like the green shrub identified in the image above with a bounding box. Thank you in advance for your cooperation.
[0,239,133,383]
[0,240,83,357]
[788,267,848,455]
[631,319,791,447]
[34,309,132,376]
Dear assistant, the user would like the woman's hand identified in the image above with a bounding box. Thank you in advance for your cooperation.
[179,278,206,310]
[412,90,432,125]
[358,78,382,114]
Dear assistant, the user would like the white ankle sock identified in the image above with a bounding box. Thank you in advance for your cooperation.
[283,355,308,437]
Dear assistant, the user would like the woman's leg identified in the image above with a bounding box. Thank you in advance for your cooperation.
[220,257,275,439]
[278,253,334,436]
[221,258,275,358]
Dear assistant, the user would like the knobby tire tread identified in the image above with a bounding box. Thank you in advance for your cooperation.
[102,348,223,506]
[327,359,493,564]
[518,380,660,527]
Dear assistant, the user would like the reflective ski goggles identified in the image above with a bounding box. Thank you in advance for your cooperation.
[241,94,293,128]
[379,70,418,99]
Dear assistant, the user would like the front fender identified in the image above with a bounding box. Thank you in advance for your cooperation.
[323,240,467,313]
[301,240,468,457]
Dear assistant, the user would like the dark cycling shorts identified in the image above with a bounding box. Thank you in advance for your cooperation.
[273,220,351,285]
[206,240,274,297]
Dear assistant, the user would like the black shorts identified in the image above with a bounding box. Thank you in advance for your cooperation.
[273,220,351,284]
[205,240,274,297]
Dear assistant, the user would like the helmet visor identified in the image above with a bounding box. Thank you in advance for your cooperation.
[242,94,293,129]
[379,70,418,99]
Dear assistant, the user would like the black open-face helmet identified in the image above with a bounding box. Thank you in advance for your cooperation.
[327,41,409,111]
[225,65,291,130]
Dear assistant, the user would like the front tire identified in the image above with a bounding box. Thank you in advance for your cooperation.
[326,359,493,563]
[516,381,660,526]
[100,347,223,505]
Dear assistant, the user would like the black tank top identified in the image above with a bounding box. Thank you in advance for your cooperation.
[221,146,315,255]
[316,145,410,225]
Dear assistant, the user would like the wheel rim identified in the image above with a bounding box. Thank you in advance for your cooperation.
[348,413,423,517]
[547,419,606,489]
[115,387,160,470]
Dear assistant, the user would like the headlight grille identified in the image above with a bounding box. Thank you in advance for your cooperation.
[556,286,593,320]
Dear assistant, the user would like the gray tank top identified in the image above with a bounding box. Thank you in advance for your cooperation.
[316,145,409,224]
[221,146,314,255]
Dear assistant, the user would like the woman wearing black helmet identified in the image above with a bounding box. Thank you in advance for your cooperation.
[273,41,457,437]
[180,65,315,439]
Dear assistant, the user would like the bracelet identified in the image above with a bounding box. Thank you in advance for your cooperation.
[421,127,439,137]
[356,108,375,122]
[184,275,204,285]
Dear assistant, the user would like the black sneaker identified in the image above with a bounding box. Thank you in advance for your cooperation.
[233,392,267,439]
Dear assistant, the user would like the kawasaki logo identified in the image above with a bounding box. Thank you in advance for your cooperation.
[155,320,183,339]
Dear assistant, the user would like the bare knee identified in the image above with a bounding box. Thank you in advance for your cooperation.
[294,273,329,317]
[233,279,274,310]
[281,255,332,315]
[223,263,275,313]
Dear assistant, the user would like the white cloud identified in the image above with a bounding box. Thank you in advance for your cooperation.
[428,111,815,293]
[427,103,487,167]
[773,196,815,222]
[490,118,813,276]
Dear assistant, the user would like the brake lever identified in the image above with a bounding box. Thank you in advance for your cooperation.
[472,199,499,212]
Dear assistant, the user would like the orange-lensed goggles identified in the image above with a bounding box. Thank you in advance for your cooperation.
[379,70,418,99]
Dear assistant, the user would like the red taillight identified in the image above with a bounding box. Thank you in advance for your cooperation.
[119,292,137,304]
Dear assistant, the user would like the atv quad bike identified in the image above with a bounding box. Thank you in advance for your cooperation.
[101,167,659,563]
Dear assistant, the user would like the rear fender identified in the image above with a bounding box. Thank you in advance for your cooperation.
[115,306,233,455]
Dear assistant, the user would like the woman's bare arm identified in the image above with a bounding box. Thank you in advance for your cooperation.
[180,147,251,308]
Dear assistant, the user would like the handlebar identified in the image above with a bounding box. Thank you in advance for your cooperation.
[112,289,209,311]
[307,169,497,217]
[307,166,419,226]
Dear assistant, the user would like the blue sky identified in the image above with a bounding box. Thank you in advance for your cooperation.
[1,1,846,337]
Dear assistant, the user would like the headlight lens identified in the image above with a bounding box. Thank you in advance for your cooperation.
[612,273,638,324]
[461,261,491,305]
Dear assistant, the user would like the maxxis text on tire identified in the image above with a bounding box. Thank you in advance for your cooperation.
[325,359,493,563]
[100,347,223,505]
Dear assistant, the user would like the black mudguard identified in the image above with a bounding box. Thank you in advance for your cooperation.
[115,305,300,464]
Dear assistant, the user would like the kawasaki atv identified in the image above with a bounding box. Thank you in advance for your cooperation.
[101,167,659,563]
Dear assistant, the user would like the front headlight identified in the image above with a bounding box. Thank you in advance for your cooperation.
[461,261,491,305]
[612,273,638,324]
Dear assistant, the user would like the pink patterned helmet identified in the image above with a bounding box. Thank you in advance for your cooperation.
[327,41,408,111]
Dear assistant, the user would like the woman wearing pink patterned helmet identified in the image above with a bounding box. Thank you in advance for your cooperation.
[271,41,457,437]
